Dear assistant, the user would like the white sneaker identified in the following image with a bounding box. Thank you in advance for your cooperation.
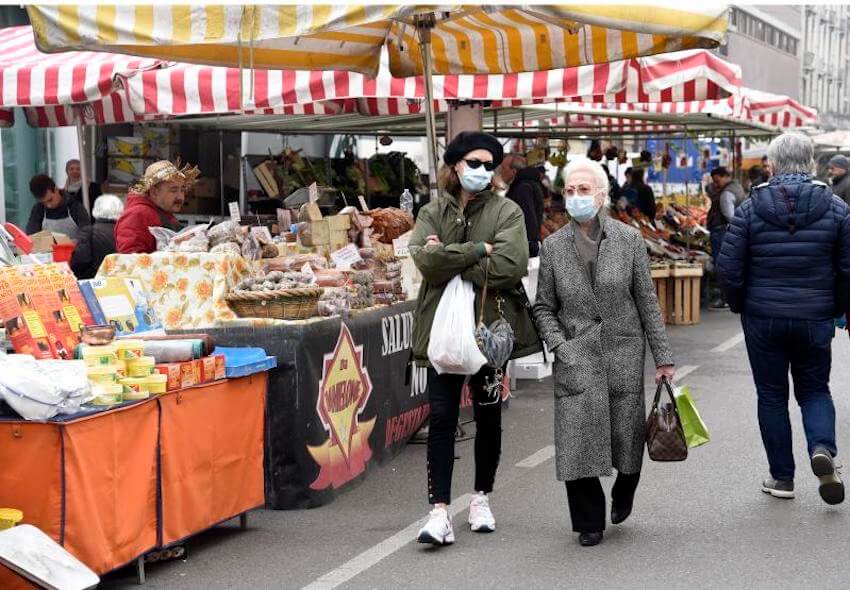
[416,507,454,545]
[468,493,496,532]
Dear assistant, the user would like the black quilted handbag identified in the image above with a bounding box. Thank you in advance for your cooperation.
[475,259,515,369]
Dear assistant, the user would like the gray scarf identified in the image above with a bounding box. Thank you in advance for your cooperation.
[572,212,604,285]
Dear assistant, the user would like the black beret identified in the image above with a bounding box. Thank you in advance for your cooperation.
[443,132,504,167]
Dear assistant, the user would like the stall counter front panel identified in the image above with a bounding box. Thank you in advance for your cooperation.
[181,300,428,509]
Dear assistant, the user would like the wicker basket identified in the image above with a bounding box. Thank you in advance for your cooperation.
[225,287,323,320]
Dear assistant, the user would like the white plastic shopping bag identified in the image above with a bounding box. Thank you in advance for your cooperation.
[428,275,488,375]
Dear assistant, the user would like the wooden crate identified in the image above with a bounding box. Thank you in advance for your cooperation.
[651,267,671,323]
[668,275,702,325]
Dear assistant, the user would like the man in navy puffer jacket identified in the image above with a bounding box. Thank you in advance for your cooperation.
[718,132,850,506]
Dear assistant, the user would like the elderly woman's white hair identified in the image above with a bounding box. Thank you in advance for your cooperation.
[91,194,124,221]
[562,159,610,206]
[766,132,815,176]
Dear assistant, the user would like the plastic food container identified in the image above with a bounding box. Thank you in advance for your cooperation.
[143,373,168,394]
[120,377,150,395]
[123,385,150,401]
[0,508,23,530]
[126,356,156,377]
[81,344,117,367]
[115,339,145,361]
[91,384,124,406]
[87,364,119,385]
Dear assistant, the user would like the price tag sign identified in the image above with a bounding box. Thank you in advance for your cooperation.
[229,201,241,222]
[308,183,319,204]
[330,243,363,270]
[392,232,411,257]
[251,226,273,242]
[358,195,370,212]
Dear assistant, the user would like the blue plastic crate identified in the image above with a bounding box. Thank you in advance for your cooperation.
[213,347,277,378]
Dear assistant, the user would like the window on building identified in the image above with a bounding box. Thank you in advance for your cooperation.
[729,8,737,27]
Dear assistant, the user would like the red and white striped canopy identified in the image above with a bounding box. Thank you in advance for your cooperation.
[521,89,818,131]
[0,26,742,128]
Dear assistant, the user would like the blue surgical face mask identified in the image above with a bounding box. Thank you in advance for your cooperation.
[458,164,493,193]
[565,195,600,223]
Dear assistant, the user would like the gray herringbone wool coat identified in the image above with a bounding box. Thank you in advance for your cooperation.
[533,215,673,482]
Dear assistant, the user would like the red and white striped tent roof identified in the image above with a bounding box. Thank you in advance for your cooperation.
[0,26,742,128]
[519,90,818,132]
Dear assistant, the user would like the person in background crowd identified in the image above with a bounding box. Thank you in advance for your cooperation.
[496,153,526,193]
[717,132,850,506]
[747,165,768,191]
[630,167,656,220]
[409,131,540,546]
[827,154,850,204]
[26,174,90,240]
[70,195,124,279]
[533,160,674,547]
[63,159,102,205]
[542,175,565,213]
[706,167,746,309]
[506,164,546,257]
[620,167,639,209]
[114,160,197,254]
[587,140,621,201]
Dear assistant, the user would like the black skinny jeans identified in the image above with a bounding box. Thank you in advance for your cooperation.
[426,367,503,505]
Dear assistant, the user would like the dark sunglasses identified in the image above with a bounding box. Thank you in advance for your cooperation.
[463,159,497,172]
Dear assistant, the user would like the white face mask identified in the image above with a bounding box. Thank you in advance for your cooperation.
[458,164,493,193]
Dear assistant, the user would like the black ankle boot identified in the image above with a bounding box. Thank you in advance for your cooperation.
[579,532,603,547]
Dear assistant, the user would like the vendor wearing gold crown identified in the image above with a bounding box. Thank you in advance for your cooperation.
[114,160,199,254]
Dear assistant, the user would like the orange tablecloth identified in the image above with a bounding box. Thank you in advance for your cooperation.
[0,374,267,578]
[0,400,158,575]
[159,374,267,546]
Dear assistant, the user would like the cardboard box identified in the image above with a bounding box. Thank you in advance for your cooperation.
[201,356,216,383]
[108,157,147,185]
[108,136,145,157]
[156,363,182,391]
[180,361,196,389]
[29,231,73,254]
[138,126,178,146]
[214,354,226,380]
[192,359,204,384]
[78,277,163,336]
[42,264,95,333]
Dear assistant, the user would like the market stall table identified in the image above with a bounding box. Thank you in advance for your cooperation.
[0,374,267,581]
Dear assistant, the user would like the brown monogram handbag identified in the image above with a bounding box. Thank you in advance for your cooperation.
[646,377,688,462]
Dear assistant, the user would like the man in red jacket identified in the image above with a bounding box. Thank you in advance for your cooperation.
[114,160,199,254]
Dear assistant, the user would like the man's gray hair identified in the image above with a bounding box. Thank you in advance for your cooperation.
[766,132,814,175]
[92,194,124,221]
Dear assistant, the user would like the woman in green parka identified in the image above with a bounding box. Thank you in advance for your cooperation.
[409,132,541,546]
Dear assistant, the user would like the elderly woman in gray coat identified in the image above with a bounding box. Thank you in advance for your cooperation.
[533,160,675,547]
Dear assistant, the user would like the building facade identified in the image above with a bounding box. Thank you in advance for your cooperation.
[801,5,850,129]
[721,5,803,100]
[722,5,850,130]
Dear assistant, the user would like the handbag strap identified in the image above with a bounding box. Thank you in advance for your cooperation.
[652,376,677,408]
[478,258,491,325]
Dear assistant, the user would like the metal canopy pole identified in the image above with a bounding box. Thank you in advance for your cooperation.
[416,13,439,201]
[74,108,91,212]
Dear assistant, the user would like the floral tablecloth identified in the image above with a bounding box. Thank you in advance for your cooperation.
[98,253,251,330]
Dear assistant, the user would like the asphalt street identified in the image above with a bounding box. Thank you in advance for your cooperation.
[102,309,850,589]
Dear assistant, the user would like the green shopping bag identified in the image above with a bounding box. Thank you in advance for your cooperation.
[673,386,710,449]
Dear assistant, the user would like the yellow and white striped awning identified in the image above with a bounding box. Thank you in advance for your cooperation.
[28,5,728,77]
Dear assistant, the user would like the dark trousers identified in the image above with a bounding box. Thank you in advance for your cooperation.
[426,367,503,505]
[710,228,726,302]
[565,472,641,533]
[742,315,837,481]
